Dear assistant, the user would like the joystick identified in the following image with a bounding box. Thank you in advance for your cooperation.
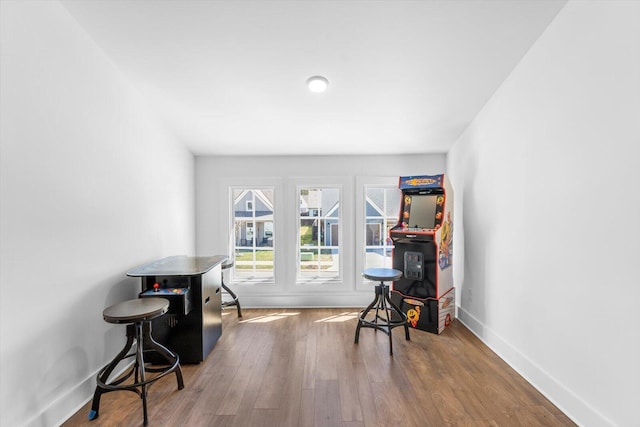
[153,282,160,292]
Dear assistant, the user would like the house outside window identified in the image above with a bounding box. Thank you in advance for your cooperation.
[232,188,274,280]
[298,187,340,281]
[364,186,400,270]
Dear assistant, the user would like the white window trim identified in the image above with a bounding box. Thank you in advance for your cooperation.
[221,176,402,295]
[219,177,283,292]
[355,176,400,291]
[289,176,353,292]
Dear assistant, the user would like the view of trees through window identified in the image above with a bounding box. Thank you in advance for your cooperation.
[298,187,340,280]
[232,188,274,279]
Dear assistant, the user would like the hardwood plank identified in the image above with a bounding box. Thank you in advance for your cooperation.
[254,355,289,409]
[351,361,380,427]
[277,339,307,426]
[219,324,274,415]
[298,388,315,427]
[335,347,363,422]
[313,379,342,427]
[303,326,318,389]
[247,408,281,427]
[315,326,337,381]
[229,389,259,427]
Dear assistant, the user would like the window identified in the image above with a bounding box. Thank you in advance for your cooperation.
[226,177,352,290]
[298,187,340,281]
[364,186,400,269]
[232,188,274,281]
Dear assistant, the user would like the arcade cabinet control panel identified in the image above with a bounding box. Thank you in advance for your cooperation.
[404,251,423,280]
[139,284,191,316]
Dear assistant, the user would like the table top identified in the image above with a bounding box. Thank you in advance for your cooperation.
[362,267,403,282]
[126,255,227,277]
[103,298,169,323]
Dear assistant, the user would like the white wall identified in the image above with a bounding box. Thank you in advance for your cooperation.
[447,1,640,426]
[0,2,195,426]
[196,154,445,307]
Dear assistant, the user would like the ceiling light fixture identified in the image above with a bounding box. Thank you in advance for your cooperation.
[306,76,329,93]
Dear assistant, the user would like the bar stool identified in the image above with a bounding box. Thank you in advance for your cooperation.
[354,268,410,355]
[89,298,184,426]
[221,258,242,317]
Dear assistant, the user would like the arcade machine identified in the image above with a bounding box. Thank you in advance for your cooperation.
[389,175,455,334]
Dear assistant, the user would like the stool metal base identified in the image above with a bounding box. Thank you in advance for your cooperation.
[221,283,242,318]
[354,282,410,355]
[89,321,184,425]
[221,258,242,317]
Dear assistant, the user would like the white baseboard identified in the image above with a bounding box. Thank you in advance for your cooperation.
[30,363,133,427]
[23,371,94,427]
[457,306,615,427]
[233,293,374,309]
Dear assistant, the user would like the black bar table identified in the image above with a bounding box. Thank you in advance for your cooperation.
[127,255,226,363]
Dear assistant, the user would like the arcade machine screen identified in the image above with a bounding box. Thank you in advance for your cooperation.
[406,194,438,229]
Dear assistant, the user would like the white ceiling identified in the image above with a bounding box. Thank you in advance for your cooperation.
[60,0,566,156]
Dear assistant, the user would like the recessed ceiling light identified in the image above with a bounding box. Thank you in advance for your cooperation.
[306,76,329,93]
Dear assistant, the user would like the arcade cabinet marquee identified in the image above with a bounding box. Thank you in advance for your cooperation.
[390,174,455,334]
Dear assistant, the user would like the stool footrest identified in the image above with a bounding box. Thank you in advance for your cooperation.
[357,316,408,332]
[95,351,181,392]
[90,318,184,426]
[221,283,242,317]
[354,280,410,356]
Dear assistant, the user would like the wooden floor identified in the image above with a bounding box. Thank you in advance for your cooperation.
[64,308,575,427]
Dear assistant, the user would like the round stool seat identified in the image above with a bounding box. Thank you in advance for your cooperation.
[103,298,169,324]
[362,267,402,283]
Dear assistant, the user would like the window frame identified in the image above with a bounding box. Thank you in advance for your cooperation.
[355,176,400,291]
[296,185,341,282]
[220,177,283,291]
[289,176,353,291]
[231,188,275,281]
